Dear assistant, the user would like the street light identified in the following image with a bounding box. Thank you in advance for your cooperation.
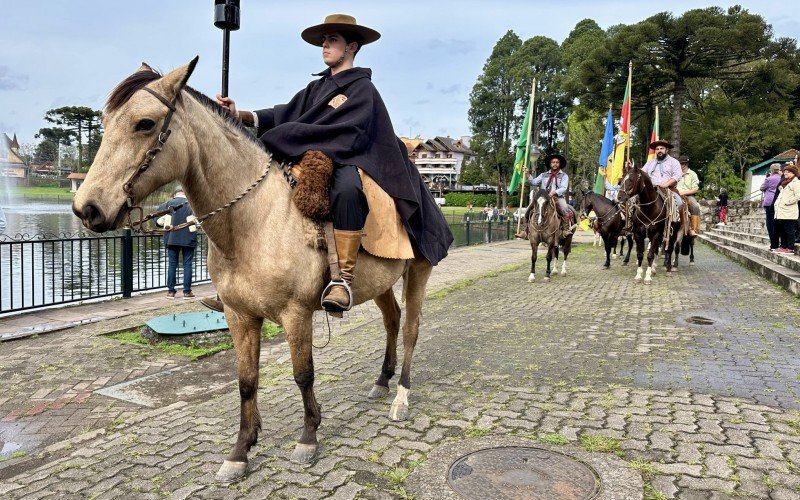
[529,117,570,177]
[214,0,241,97]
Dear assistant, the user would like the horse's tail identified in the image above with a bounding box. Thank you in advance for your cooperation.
[401,264,410,304]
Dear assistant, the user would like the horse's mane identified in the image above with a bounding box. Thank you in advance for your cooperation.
[106,68,266,152]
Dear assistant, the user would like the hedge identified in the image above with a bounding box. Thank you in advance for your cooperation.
[444,193,520,207]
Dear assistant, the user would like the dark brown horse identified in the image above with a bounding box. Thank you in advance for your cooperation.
[525,189,573,282]
[579,191,632,268]
[618,165,682,284]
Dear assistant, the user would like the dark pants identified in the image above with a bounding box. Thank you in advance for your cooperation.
[330,165,369,230]
[764,205,778,249]
[167,245,195,293]
[775,219,797,250]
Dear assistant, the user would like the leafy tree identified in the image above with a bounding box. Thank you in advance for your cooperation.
[468,30,522,207]
[34,127,75,164]
[578,6,776,155]
[700,148,745,199]
[458,159,487,186]
[43,106,103,170]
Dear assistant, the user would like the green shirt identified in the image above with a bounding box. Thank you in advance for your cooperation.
[677,168,699,193]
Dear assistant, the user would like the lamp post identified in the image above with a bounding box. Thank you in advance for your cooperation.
[529,117,570,176]
[214,0,241,97]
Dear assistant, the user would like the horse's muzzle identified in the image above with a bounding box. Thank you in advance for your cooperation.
[73,201,121,233]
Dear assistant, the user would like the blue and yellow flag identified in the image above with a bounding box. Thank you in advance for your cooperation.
[595,108,615,194]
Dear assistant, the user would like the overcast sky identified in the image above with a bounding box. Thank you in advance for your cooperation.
[1,1,797,147]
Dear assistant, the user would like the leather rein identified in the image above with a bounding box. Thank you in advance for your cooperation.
[121,86,277,234]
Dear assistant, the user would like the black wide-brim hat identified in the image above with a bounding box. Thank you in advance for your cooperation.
[649,140,674,150]
[544,154,567,168]
[301,14,381,47]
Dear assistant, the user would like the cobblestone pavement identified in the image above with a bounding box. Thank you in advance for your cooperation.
[1,239,800,499]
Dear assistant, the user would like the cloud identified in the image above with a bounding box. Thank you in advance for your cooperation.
[427,38,476,55]
[0,66,29,91]
[439,84,460,95]
[413,99,430,106]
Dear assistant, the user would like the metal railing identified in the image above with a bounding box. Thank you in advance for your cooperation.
[0,219,514,316]
[0,230,210,315]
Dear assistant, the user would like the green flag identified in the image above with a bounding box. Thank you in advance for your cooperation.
[508,98,533,194]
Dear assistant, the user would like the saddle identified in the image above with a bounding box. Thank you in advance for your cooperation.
[291,151,414,260]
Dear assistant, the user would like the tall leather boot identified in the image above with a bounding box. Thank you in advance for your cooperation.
[321,229,362,313]
[200,295,225,313]
[690,215,701,235]
[561,215,575,237]
[515,219,528,239]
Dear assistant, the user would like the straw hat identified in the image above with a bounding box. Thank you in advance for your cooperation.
[301,14,381,47]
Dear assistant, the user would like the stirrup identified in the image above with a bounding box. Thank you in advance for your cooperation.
[321,279,353,311]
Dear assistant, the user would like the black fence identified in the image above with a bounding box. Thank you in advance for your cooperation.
[0,219,514,316]
[0,230,210,315]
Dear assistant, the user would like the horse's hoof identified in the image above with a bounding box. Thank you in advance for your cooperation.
[623,261,630,266]
[634,277,642,282]
[644,279,652,285]
[560,271,566,276]
[290,443,319,464]
[389,402,409,421]
[612,254,617,259]
[216,460,248,484]
[527,275,535,282]
[602,265,610,269]
[543,276,551,282]
[689,261,695,266]
[368,384,390,399]
[668,268,678,273]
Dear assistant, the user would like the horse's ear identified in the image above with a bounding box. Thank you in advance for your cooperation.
[137,62,154,73]
[158,56,200,101]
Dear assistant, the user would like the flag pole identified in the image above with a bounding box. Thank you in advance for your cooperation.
[602,103,611,186]
[517,78,536,234]
[625,60,632,166]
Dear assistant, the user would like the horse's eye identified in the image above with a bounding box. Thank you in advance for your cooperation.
[135,119,156,132]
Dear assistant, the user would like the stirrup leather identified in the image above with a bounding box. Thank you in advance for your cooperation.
[321,279,353,311]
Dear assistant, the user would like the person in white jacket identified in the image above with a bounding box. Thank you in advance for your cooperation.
[773,163,800,254]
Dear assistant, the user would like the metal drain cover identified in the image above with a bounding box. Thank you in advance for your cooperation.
[447,446,599,499]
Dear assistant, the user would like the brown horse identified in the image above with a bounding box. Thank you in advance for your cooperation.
[617,165,682,284]
[525,189,573,282]
[72,59,434,482]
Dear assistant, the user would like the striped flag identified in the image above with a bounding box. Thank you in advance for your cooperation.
[595,108,614,194]
[609,62,632,185]
[646,106,660,161]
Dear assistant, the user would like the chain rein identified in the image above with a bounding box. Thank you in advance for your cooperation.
[123,86,292,234]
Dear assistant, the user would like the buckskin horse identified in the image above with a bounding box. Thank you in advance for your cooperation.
[525,188,573,282]
[579,191,632,268]
[72,59,435,483]
[618,164,683,284]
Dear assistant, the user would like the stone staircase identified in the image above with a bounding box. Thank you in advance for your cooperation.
[699,208,800,295]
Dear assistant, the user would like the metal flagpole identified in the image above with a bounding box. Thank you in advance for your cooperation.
[516,79,536,234]
[214,1,241,97]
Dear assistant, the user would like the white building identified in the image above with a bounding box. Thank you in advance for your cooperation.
[401,136,475,190]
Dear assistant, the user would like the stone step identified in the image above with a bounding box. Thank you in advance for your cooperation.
[703,231,800,274]
[712,227,770,245]
[698,235,800,296]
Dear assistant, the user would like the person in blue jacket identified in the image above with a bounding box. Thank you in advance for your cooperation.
[157,187,197,298]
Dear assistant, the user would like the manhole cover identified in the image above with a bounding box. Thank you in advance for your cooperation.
[446,446,600,499]
[686,316,714,325]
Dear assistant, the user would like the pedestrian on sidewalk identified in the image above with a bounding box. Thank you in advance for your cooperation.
[761,163,783,250]
[157,187,197,298]
[773,164,800,254]
[716,188,728,225]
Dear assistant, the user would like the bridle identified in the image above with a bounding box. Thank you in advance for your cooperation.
[120,85,281,234]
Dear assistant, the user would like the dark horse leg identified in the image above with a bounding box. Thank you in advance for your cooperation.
[368,288,402,399]
[645,231,662,284]
[389,259,433,421]
[528,235,538,282]
[666,223,680,273]
[623,234,633,265]
[282,305,322,464]
[544,244,555,280]
[634,230,647,281]
[689,236,695,264]
[216,310,264,482]
[602,234,612,269]
[560,235,573,276]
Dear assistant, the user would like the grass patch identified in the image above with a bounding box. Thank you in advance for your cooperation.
[0,451,27,463]
[10,186,73,198]
[262,323,282,340]
[107,329,233,360]
[629,459,658,479]
[428,263,525,300]
[539,433,569,445]
[464,427,492,438]
[579,435,624,457]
